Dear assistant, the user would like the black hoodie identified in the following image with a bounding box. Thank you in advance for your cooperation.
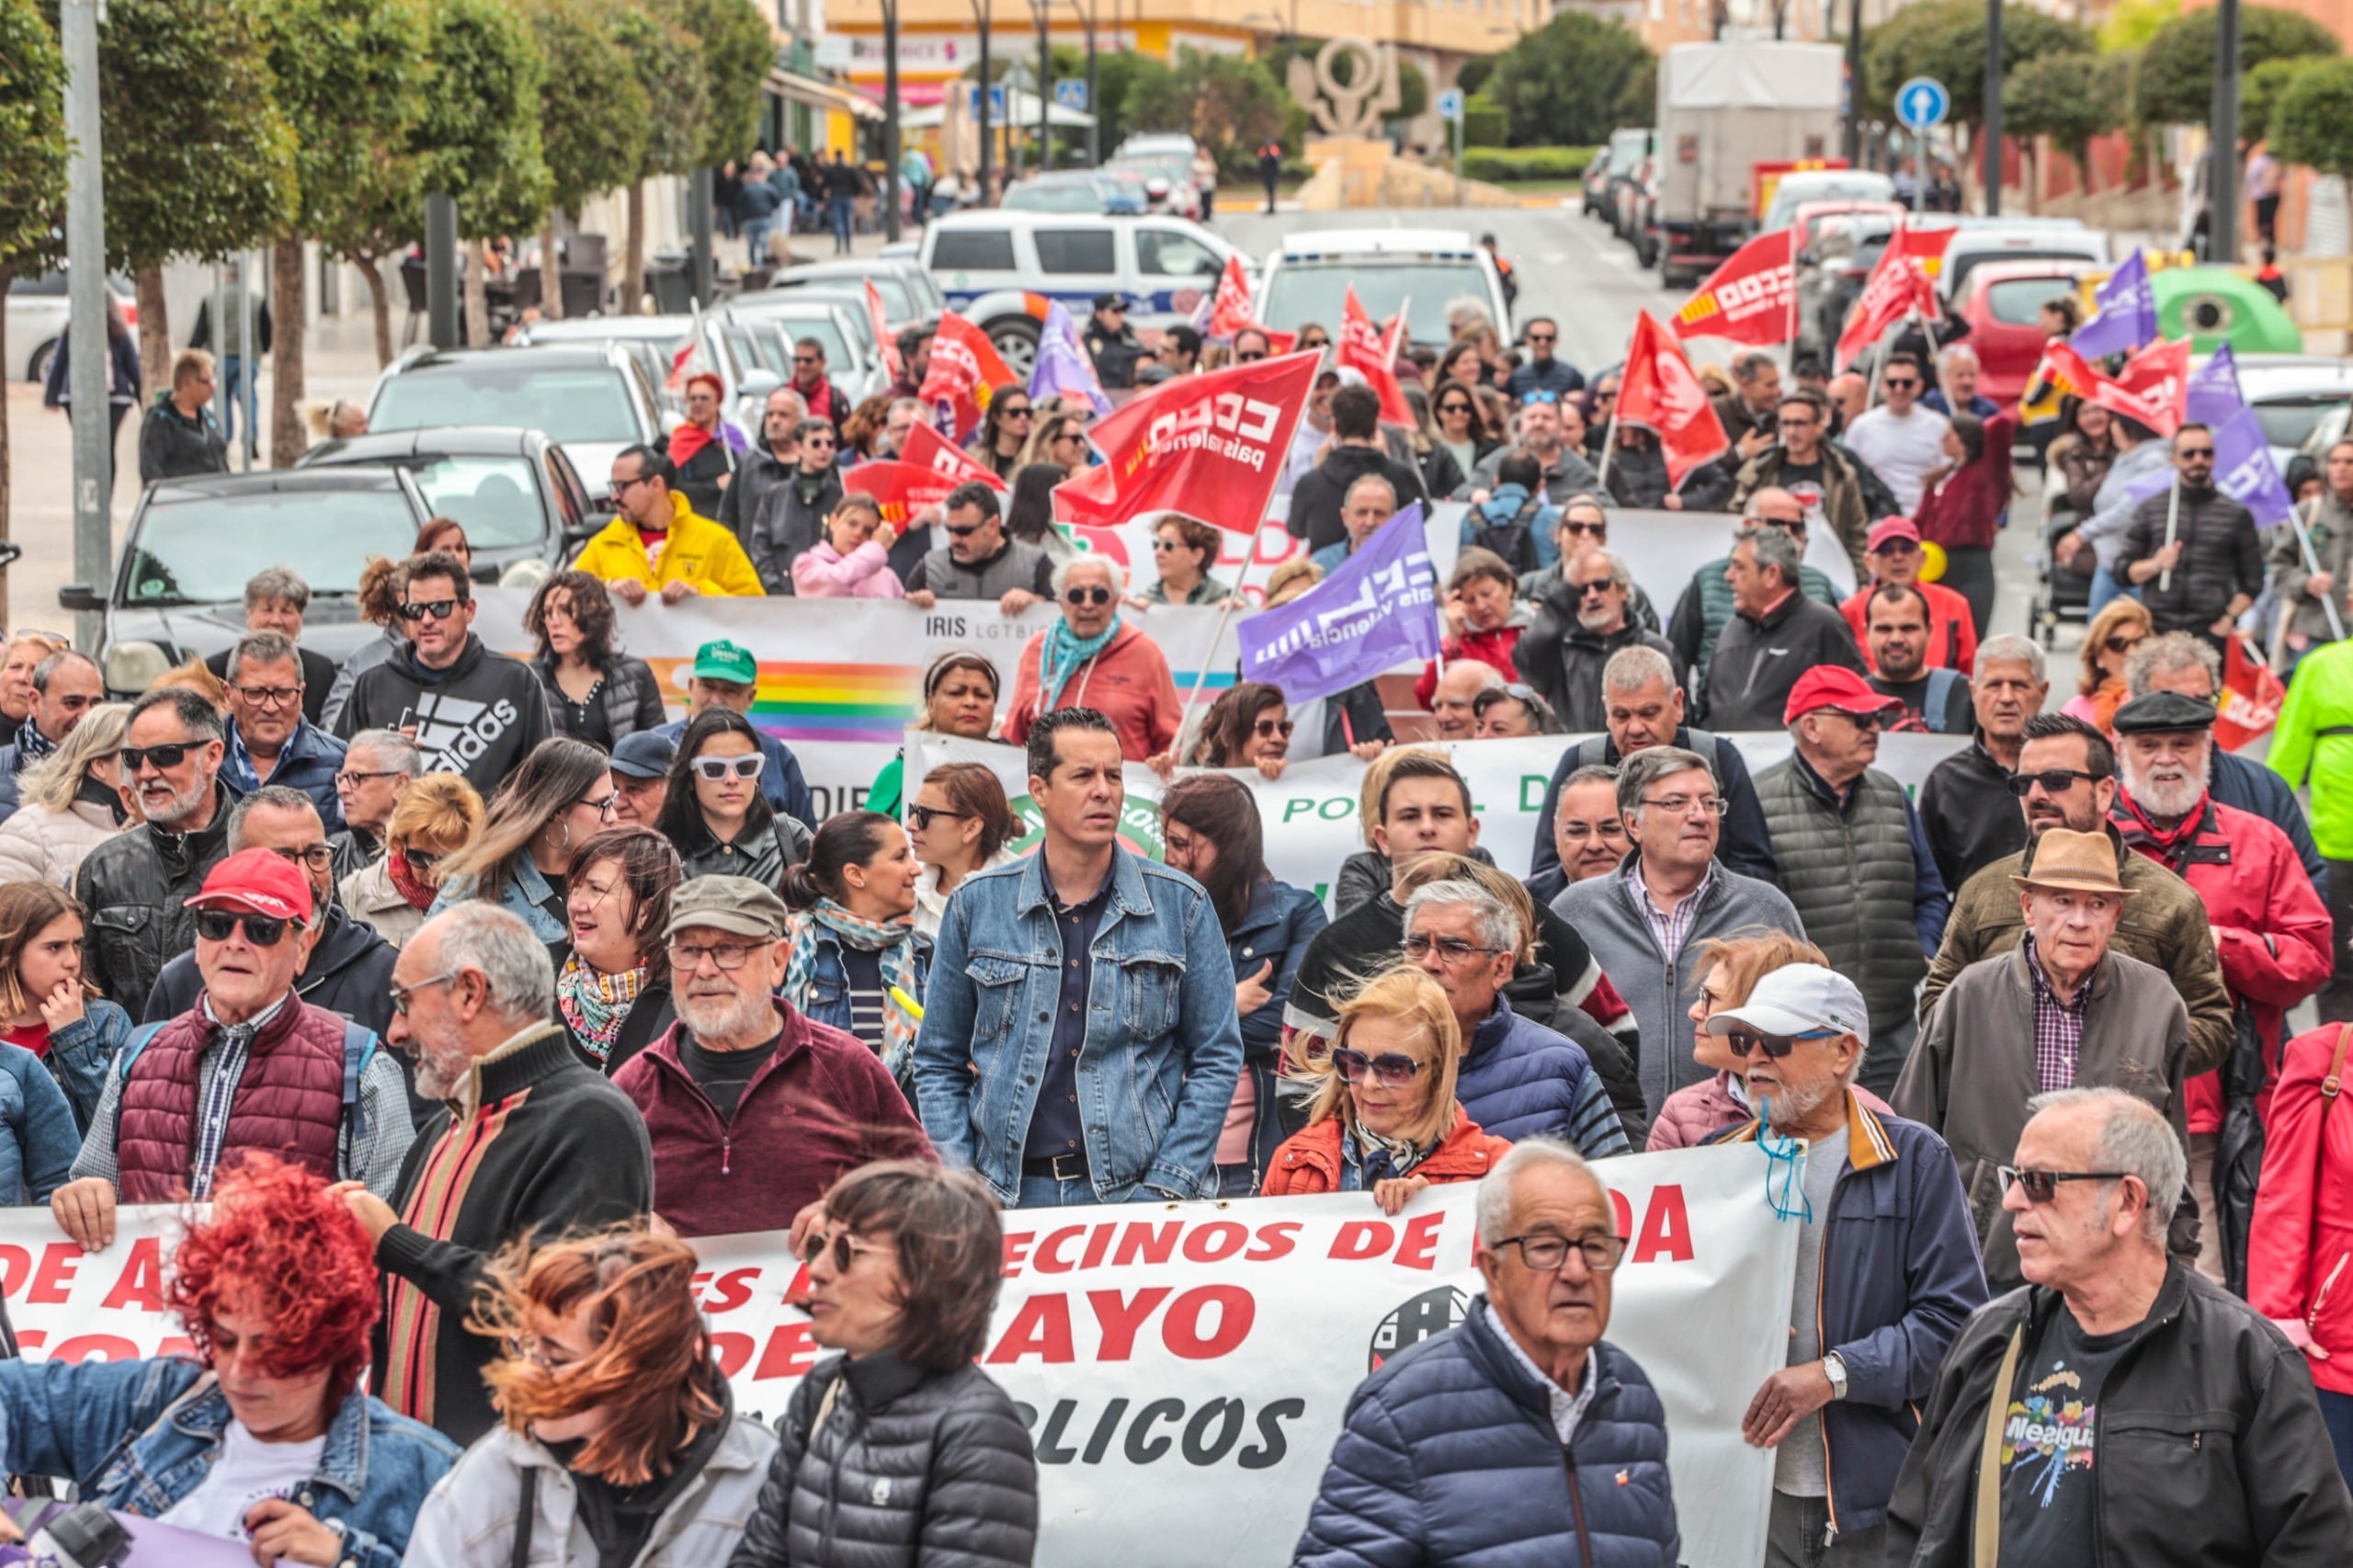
[334,632,554,795]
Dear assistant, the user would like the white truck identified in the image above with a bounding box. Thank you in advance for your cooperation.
[1655,40,1845,290]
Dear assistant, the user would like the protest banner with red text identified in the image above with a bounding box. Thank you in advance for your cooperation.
[1054,348,1322,534]
[1618,311,1731,485]
[918,312,1017,441]
[1673,229,1796,347]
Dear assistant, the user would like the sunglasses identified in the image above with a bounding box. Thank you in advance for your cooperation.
[2177,447,2215,460]
[399,848,441,875]
[195,909,294,947]
[119,743,199,772]
[1997,1165,2131,1204]
[1562,518,1607,538]
[1526,333,1557,344]
[1236,349,1268,362]
[1573,578,1616,598]
[1064,585,1114,607]
[800,1228,884,1271]
[398,598,462,622]
[946,522,986,539]
[1332,1047,1423,1086]
[1253,715,1295,739]
[905,802,970,830]
[1520,390,1561,405]
[2005,767,2105,796]
[2104,633,2145,654]
[1721,1027,1836,1059]
[1438,401,1473,415]
[1882,378,1920,391]
[1300,335,1330,348]
[1001,406,1033,420]
[690,754,767,782]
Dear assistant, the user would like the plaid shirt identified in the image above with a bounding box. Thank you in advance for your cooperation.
[1626,858,1715,964]
[2021,936,2086,1092]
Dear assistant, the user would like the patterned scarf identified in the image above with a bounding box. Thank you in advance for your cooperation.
[386,847,438,912]
[1339,1123,1431,1191]
[781,901,921,1078]
[556,953,648,1065]
[1038,615,1122,715]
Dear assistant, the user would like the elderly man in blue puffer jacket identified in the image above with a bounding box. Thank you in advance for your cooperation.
[1295,1140,1679,1568]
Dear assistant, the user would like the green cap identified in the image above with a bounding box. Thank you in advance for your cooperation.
[664,875,789,941]
[691,639,757,686]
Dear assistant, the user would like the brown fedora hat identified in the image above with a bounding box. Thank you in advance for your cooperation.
[2010,827,2136,897]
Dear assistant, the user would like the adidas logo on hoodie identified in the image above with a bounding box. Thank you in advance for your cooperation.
[410,692,522,775]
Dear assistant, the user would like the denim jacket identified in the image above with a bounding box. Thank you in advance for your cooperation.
[0,1045,79,1203]
[796,922,933,1044]
[912,847,1242,1202]
[0,1357,459,1568]
[430,855,565,944]
[45,996,131,1132]
[1223,880,1328,1187]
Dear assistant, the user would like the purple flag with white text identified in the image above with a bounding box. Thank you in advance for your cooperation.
[1029,301,1114,416]
[1237,506,1438,702]
[2070,251,2157,359]
[2188,344,2245,428]
[2213,407,2296,528]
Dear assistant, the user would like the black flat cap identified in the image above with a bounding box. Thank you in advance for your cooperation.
[2111,689,2218,734]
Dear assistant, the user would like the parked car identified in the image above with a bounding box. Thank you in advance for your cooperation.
[1954,258,2097,414]
[1258,227,1512,345]
[1104,153,1206,221]
[295,426,594,578]
[722,293,886,403]
[367,343,665,505]
[1937,220,2108,305]
[767,257,946,335]
[8,269,138,383]
[1005,172,1149,217]
[60,470,428,695]
[1756,169,1896,238]
[2222,354,2353,471]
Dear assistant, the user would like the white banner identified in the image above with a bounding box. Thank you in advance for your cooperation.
[21,1146,1797,1566]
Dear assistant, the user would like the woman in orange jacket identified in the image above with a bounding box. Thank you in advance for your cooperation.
[1264,965,1512,1213]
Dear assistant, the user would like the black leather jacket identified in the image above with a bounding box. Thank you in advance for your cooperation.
[729,1353,1038,1568]
[73,784,234,1013]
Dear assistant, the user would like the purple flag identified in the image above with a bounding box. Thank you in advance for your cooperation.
[2188,344,2245,428]
[1029,301,1114,415]
[2070,251,2157,358]
[1238,506,1438,702]
[2213,406,2296,528]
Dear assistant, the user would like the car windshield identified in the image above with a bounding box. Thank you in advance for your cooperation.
[1763,176,1894,232]
[407,456,545,547]
[1986,278,2077,326]
[373,363,640,443]
[125,490,420,604]
[2254,396,2343,450]
[1006,183,1105,213]
[750,316,853,375]
[1260,264,1489,344]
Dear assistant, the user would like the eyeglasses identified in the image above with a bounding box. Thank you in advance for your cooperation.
[2103,633,2145,654]
[690,754,766,782]
[905,802,970,830]
[669,939,764,971]
[119,743,199,772]
[1997,1165,2131,1204]
[269,845,335,872]
[1491,1231,1626,1272]
[399,848,440,875]
[1520,390,1561,405]
[577,792,619,818]
[398,598,462,622]
[1253,715,1295,739]
[611,473,654,494]
[502,1333,579,1375]
[1722,1027,1836,1060]
[1402,932,1506,964]
[389,970,460,1016]
[1332,1047,1423,1086]
[232,684,301,709]
[800,1228,884,1271]
[2005,767,2105,797]
[1640,793,1725,816]
[335,769,402,789]
[1064,585,1114,607]
[195,910,293,947]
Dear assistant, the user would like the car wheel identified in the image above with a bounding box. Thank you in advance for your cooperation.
[26,339,57,385]
[989,316,1041,381]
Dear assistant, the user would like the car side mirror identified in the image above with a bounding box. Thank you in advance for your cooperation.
[58,583,104,613]
[739,368,781,398]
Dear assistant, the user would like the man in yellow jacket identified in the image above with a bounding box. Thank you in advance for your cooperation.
[577,444,766,601]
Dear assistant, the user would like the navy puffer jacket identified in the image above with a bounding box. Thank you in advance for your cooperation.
[1295,1299,1679,1567]
[1458,994,1631,1156]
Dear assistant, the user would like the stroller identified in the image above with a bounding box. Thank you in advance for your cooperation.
[2033,498,2095,648]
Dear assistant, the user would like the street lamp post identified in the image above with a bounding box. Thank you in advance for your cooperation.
[1078,0,1098,166]
[1038,0,1052,174]
[2211,0,2241,262]
[882,0,903,241]
[972,0,995,204]
[1981,0,2002,216]
[1843,0,1863,165]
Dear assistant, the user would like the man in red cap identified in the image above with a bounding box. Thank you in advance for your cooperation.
[1838,517,1978,675]
[1754,667,1952,1096]
[49,846,411,1251]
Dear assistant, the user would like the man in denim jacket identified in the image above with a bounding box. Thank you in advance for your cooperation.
[913,707,1242,1206]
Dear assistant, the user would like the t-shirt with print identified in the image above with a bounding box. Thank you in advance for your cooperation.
[1778,459,1828,535]
[1997,1306,2146,1565]
[155,1421,326,1540]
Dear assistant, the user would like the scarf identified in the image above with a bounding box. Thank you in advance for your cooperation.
[386,847,438,912]
[1338,1123,1431,1191]
[668,419,720,469]
[556,953,649,1065]
[781,901,921,1078]
[2113,790,2209,866]
[15,721,56,767]
[1039,616,1121,715]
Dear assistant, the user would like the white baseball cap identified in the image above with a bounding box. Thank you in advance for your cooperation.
[1704,963,1870,1047]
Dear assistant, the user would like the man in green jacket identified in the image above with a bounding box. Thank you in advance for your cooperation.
[2270,633,2353,1019]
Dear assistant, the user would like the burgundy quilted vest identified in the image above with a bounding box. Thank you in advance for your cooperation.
[115,997,348,1201]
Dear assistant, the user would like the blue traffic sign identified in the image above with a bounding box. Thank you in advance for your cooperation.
[1437,87,1464,121]
[1054,78,1087,110]
[968,84,1008,118]
[1896,75,1949,131]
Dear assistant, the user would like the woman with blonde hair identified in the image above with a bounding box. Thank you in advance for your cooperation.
[2063,596,2154,728]
[340,772,485,949]
[0,700,131,889]
[1265,965,1510,1212]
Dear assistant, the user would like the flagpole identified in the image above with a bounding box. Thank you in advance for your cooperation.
[1783,231,1799,361]
[2159,473,2181,595]
[1170,525,1266,766]
[1595,410,1621,491]
[2295,494,2347,643]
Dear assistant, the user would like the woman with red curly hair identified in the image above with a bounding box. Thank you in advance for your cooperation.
[0,1153,456,1564]
[404,1227,779,1566]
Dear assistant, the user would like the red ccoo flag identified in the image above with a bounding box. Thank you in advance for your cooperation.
[2037,337,2189,437]
[1673,229,1797,347]
[1339,286,1413,426]
[1834,224,1955,369]
[838,460,962,525]
[1202,256,1298,351]
[868,281,903,383]
[1616,310,1730,486]
[2215,633,2286,750]
[1052,348,1322,533]
[900,416,1009,491]
[916,311,1017,442]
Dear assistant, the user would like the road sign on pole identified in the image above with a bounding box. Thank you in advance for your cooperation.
[1437,87,1464,121]
[1895,76,1948,131]
[1054,78,1087,110]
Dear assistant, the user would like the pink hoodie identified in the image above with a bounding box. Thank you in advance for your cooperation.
[791,539,905,599]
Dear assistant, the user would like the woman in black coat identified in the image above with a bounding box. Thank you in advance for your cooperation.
[729,1162,1038,1568]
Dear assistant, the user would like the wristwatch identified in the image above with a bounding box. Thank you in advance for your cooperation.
[1823,1351,1849,1401]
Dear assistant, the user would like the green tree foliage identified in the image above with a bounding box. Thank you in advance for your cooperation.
[2243,55,2321,143]
[1480,14,1654,149]
[2098,0,2177,52]
[615,0,706,180]
[2270,55,2353,176]
[1123,47,1291,161]
[2134,4,2336,127]
[524,0,647,215]
[1462,91,1509,149]
[0,0,66,559]
[1863,1,2091,131]
[2005,48,2128,187]
[1456,56,1495,97]
[415,0,551,241]
[671,0,773,166]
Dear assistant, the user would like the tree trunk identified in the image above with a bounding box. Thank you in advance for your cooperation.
[2026,144,2040,215]
[539,215,564,320]
[463,240,490,348]
[0,263,13,618]
[134,265,171,412]
[269,236,307,469]
[625,180,646,316]
[354,253,395,368]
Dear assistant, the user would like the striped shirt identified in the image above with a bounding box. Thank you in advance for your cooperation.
[1625,858,1715,964]
[2021,936,2086,1092]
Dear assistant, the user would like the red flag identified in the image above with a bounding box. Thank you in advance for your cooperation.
[868,281,902,383]
[1672,229,1796,347]
[1835,250,1938,369]
[1615,311,1730,486]
[2215,633,2286,750]
[899,417,1008,491]
[1208,257,1256,337]
[916,312,1017,442]
[1339,287,1412,426]
[2037,337,2189,437]
[837,460,961,525]
[1052,348,1322,533]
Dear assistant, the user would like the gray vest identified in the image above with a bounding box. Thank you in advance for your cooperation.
[916,537,1049,601]
[1753,758,1925,1029]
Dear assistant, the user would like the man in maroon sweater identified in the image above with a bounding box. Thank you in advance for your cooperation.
[612,876,928,1239]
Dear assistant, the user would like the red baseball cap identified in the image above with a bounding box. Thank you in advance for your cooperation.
[1783,665,1904,725]
[185,847,313,924]
[1865,517,1921,554]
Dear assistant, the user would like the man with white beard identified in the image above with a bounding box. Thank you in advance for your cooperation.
[2109,690,2332,1284]
[1700,962,1986,1564]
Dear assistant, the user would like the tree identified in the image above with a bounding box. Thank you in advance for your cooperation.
[2134,4,2336,127]
[0,0,66,577]
[1123,48,1291,163]
[95,0,298,394]
[673,0,773,168]
[522,0,647,320]
[259,0,428,464]
[1862,2,2091,133]
[1094,52,1176,154]
[2098,0,2177,52]
[2005,49,2127,204]
[1480,13,1654,149]
[610,0,705,311]
[2242,54,2321,144]
[2269,55,2353,177]
[415,0,550,344]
